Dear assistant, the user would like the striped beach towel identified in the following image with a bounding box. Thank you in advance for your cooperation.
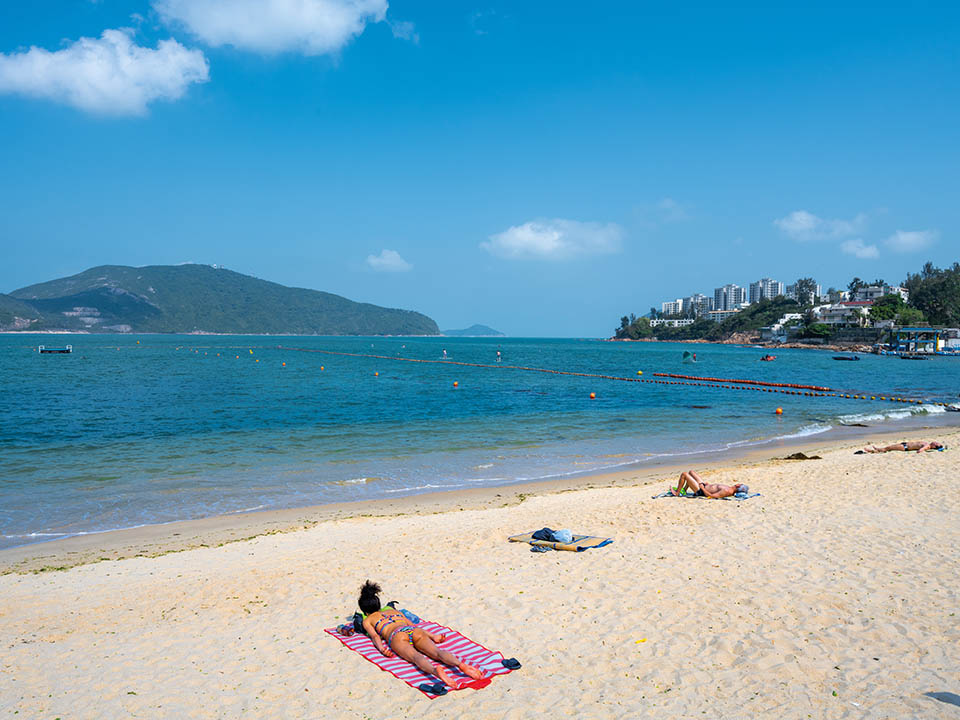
[324,620,519,698]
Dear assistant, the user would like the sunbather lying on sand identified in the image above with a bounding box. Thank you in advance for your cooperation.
[670,470,747,499]
[861,440,944,453]
[359,581,486,688]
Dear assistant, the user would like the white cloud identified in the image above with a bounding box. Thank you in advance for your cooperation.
[388,20,419,44]
[774,210,866,242]
[840,238,879,259]
[366,249,412,272]
[884,229,938,253]
[656,197,689,223]
[154,0,388,56]
[481,219,623,260]
[0,29,209,115]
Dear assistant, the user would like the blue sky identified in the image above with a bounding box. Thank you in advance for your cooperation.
[1,1,957,336]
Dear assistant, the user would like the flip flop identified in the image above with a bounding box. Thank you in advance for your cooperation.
[501,658,522,669]
[418,683,447,696]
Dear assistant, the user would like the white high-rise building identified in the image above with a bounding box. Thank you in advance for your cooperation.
[661,299,685,316]
[714,284,747,312]
[749,278,785,304]
[683,293,713,317]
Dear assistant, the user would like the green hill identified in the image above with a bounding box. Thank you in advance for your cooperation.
[0,293,42,331]
[8,264,439,335]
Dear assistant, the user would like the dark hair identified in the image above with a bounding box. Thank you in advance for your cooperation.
[359,580,382,615]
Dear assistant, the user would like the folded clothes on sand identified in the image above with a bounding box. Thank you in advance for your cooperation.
[530,527,573,543]
[509,530,613,551]
[325,620,520,699]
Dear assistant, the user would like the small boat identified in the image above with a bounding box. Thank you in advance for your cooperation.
[900,354,928,360]
[759,355,777,362]
[832,355,859,361]
[38,345,72,354]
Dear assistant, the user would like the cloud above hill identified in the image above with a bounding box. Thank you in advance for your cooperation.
[482,219,623,260]
[366,249,412,272]
[153,0,389,56]
[884,229,937,253]
[0,29,208,115]
[773,210,866,242]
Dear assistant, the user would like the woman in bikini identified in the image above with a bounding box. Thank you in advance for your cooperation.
[862,440,944,453]
[358,581,486,688]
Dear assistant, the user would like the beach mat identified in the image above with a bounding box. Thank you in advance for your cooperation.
[507,531,613,551]
[651,491,761,501]
[324,620,519,699]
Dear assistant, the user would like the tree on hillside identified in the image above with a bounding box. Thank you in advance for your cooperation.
[869,293,905,323]
[848,277,866,296]
[903,261,960,325]
[896,307,926,326]
[794,277,818,304]
[615,315,654,339]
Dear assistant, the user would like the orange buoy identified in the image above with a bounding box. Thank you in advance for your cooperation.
[375,371,379,376]
[453,381,459,387]
[255,359,259,363]
[775,407,783,415]
[320,366,324,371]
[282,362,286,366]
[590,392,596,399]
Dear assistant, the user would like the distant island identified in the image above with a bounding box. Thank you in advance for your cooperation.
[442,324,505,337]
[1,264,439,335]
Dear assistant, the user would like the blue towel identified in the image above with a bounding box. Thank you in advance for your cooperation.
[651,491,761,501]
[725,492,761,501]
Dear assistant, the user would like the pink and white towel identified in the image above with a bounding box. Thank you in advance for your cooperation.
[324,620,519,699]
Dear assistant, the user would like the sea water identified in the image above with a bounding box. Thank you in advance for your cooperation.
[1,335,957,549]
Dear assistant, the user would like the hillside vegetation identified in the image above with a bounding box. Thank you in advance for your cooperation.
[7,264,439,335]
[0,293,42,331]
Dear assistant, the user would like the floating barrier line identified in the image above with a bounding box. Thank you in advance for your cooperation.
[653,373,833,392]
[276,346,941,407]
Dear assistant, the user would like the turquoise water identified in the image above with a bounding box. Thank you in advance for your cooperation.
[1,335,958,549]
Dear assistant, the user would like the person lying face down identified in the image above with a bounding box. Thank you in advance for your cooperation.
[358,581,487,688]
[862,440,945,453]
[669,470,747,499]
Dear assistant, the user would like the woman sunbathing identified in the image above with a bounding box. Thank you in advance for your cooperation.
[862,440,944,453]
[669,470,747,498]
[358,581,486,688]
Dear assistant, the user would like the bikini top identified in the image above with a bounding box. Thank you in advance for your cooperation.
[372,610,406,637]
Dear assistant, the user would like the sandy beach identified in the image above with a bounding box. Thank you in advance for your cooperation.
[1,428,958,719]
